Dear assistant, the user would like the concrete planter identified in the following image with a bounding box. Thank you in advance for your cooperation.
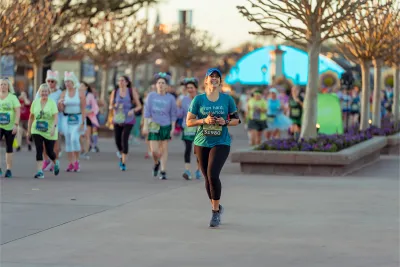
[381,133,400,155]
[231,137,387,176]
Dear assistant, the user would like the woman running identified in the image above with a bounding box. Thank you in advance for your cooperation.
[109,76,141,171]
[28,84,60,179]
[0,78,21,178]
[143,73,177,180]
[177,77,201,180]
[37,70,63,172]
[288,86,303,140]
[58,72,86,172]
[247,90,267,146]
[265,88,292,140]
[186,68,240,228]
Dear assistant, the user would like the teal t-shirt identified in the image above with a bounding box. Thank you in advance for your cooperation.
[188,93,237,148]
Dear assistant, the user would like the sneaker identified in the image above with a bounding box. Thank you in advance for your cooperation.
[44,161,54,172]
[4,169,12,178]
[219,204,224,224]
[94,146,100,153]
[80,152,90,160]
[120,163,126,171]
[66,163,74,172]
[28,144,32,151]
[209,210,220,228]
[116,151,122,159]
[34,171,44,179]
[42,160,50,171]
[182,170,192,180]
[195,170,202,180]
[74,161,80,172]
[159,171,167,180]
[153,161,160,177]
[54,160,60,176]
[16,146,21,152]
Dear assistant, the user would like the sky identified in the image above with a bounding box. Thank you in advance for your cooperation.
[137,0,260,51]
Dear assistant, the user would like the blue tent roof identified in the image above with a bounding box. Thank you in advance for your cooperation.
[225,45,345,85]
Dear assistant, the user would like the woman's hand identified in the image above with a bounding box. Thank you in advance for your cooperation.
[127,109,134,117]
[216,117,226,126]
[204,114,216,125]
[12,124,18,135]
[50,126,56,137]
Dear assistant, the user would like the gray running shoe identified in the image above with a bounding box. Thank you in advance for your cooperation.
[209,211,220,228]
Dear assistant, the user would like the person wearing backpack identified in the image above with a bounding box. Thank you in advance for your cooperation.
[108,76,142,171]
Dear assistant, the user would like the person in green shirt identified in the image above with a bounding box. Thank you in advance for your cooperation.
[288,86,304,140]
[28,84,60,179]
[247,91,267,146]
[0,78,21,178]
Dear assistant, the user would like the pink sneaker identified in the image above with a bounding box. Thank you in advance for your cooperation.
[42,160,50,170]
[74,161,80,172]
[44,161,54,172]
[66,163,74,172]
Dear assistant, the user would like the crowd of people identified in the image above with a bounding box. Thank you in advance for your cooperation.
[1,67,240,228]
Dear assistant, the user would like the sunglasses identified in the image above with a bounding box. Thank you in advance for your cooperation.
[47,80,56,84]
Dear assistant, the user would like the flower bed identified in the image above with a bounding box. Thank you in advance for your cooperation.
[255,131,373,152]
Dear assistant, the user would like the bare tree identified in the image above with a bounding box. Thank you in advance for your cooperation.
[238,0,368,138]
[75,18,130,102]
[121,19,156,85]
[156,26,220,78]
[0,0,52,77]
[336,0,396,129]
[383,14,400,125]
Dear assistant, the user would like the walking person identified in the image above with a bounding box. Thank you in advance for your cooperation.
[79,81,100,159]
[186,68,240,228]
[265,88,292,140]
[143,73,177,180]
[109,76,142,171]
[0,78,21,178]
[28,84,60,178]
[58,72,86,172]
[16,86,32,151]
[177,77,202,180]
[37,70,63,172]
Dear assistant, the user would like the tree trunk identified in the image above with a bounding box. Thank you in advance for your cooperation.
[300,39,321,139]
[131,63,137,88]
[393,64,400,126]
[33,61,43,96]
[359,59,371,131]
[372,59,382,127]
[100,66,109,102]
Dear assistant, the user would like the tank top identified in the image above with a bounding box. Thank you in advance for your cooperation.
[64,89,81,114]
[113,89,135,125]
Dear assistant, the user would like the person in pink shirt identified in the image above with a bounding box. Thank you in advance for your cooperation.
[79,82,99,158]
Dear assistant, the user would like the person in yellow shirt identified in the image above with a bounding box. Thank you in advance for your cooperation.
[28,83,60,179]
[247,91,267,146]
[0,78,21,178]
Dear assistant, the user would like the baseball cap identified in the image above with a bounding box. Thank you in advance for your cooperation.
[205,68,222,78]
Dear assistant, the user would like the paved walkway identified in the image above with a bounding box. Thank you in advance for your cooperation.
[1,126,399,267]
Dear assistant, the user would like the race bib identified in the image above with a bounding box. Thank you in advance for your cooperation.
[203,124,222,137]
[0,113,10,125]
[149,122,160,133]
[183,126,197,136]
[267,115,275,123]
[36,121,48,132]
[114,112,126,124]
[351,103,359,112]
[291,108,301,118]
[67,114,79,125]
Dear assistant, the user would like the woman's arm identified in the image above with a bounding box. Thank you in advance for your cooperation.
[108,90,115,111]
[186,112,204,127]
[27,113,34,135]
[79,91,86,121]
[132,89,142,113]
[58,91,66,112]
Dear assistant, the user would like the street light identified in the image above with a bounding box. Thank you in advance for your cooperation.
[261,64,267,85]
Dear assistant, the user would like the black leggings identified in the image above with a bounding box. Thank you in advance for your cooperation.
[0,129,16,153]
[33,134,56,161]
[184,140,193,163]
[194,145,230,200]
[114,124,133,154]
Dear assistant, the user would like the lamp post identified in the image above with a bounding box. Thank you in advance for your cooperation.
[261,64,267,85]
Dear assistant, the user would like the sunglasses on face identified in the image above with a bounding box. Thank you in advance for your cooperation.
[48,80,56,84]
